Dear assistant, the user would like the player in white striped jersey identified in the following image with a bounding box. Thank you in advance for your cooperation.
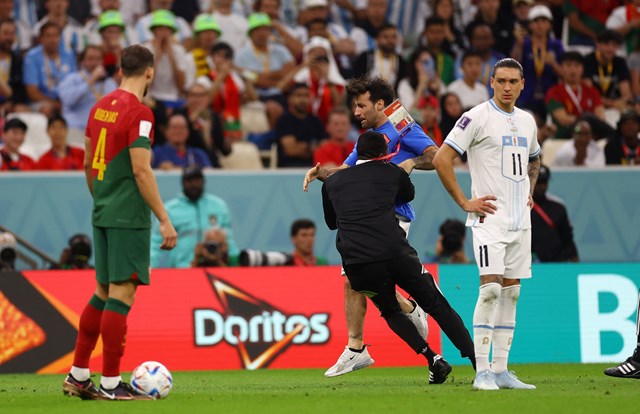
[433,58,541,390]
[605,290,640,379]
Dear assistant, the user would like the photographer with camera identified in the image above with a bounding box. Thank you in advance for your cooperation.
[51,234,94,270]
[191,227,234,267]
[428,219,470,264]
[58,45,118,147]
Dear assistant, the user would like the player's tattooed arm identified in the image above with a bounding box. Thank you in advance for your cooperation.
[398,145,438,173]
[527,155,541,207]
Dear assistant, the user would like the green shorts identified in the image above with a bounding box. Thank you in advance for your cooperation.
[93,226,151,285]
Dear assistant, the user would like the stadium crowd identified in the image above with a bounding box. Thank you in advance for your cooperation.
[1,0,640,171]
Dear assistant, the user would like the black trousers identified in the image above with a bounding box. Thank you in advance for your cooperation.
[344,253,474,359]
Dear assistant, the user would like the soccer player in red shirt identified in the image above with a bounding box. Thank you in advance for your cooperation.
[0,118,36,171]
[35,115,84,170]
[62,45,177,401]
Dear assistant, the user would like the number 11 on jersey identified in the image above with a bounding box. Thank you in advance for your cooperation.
[92,127,107,180]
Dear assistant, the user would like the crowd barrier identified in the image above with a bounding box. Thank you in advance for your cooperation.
[1,263,638,374]
[1,167,639,267]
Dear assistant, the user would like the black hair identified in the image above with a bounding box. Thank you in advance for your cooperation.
[121,44,154,77]
[376,23,397,37]
[4,118,27,133]
[356,131,388,160]
[424,15,446,30]
[291,219,315,237]
[560,51,584,65]
[597,29,623,45]
[211,41,234,59]
[347,76,395,107]
[439,219,465,255]
[305,17,328,30]
[492,58,524,78]
[47,114,68,128]
[461,49,483,64]
[39,21,60,37]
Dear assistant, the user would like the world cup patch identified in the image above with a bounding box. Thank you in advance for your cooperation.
[456,116,472,130]
[139,120,152,138]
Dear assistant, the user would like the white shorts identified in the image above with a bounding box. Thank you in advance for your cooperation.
[341,216,411,276]
[471,226,532,279]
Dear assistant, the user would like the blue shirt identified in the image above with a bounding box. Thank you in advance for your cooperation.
[23,46,77,100]
[518,37,564,109]
[234,42,293,98]
[152,144,212,169]
[343,121,435,221]
[57,71,118,129]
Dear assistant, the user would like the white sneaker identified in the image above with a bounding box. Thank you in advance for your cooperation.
[473,369,499,390]
[494,370,536,389]
[407,300,428,339]
[324,346,374,378]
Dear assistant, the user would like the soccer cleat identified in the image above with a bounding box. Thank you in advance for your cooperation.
[494,370,536,389]
[407,300,429,339]
[98,381,156,401]
[324,346,375,378]
[473,369,499,390]
[429,355,452,384]
[62,374,102,400]
[604,357,640,379]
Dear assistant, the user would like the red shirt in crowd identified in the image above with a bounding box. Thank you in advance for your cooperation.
[0,148,36,171]
[35,146,85,170]
[313,141,355,167]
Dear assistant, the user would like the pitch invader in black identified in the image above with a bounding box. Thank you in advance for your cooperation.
[321,131,475,383]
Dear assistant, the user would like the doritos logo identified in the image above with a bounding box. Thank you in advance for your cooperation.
[193,273,330,370]
[456,116,472,131]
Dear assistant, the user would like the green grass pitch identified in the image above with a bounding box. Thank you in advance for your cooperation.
[0,364,636,414]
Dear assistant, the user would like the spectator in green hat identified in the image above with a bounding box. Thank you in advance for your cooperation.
[235,12,295,129]
[84,4,138,48]
[135,0,193,49]
[142,9,191,109]
[189,14,222,79]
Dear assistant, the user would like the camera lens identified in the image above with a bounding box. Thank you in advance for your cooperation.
[205,241,218,254]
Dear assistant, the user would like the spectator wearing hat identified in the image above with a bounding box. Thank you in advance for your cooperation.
[313,106,355,168]
[545,51,605,138]
[552,120,605,167]
[446,50,490,111]
[135,0,192,48]
[152,113,212,170]
[151,165,239,268]
[605,109,640,165]
[33,0,85,54]
[235,12,295,129]
[279,36,347,124]
[35,114,84,170]
[0,19,27,111]
[188,14,222,80]
[416,95,443,146]
[0,118,35,171]
[212,0,248,53]
[142,9,190,109]
[511,4,563,122]
[583,30,633,113]
[23,22,76,117]
[531,165,579,262]
[85,5,138,47]
[57,45,118,145]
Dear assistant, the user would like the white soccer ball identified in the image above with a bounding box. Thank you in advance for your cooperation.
[131,361,173,399]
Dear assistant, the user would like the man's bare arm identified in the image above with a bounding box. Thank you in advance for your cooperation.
[303,163,348,191]
[398,145,438,174]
